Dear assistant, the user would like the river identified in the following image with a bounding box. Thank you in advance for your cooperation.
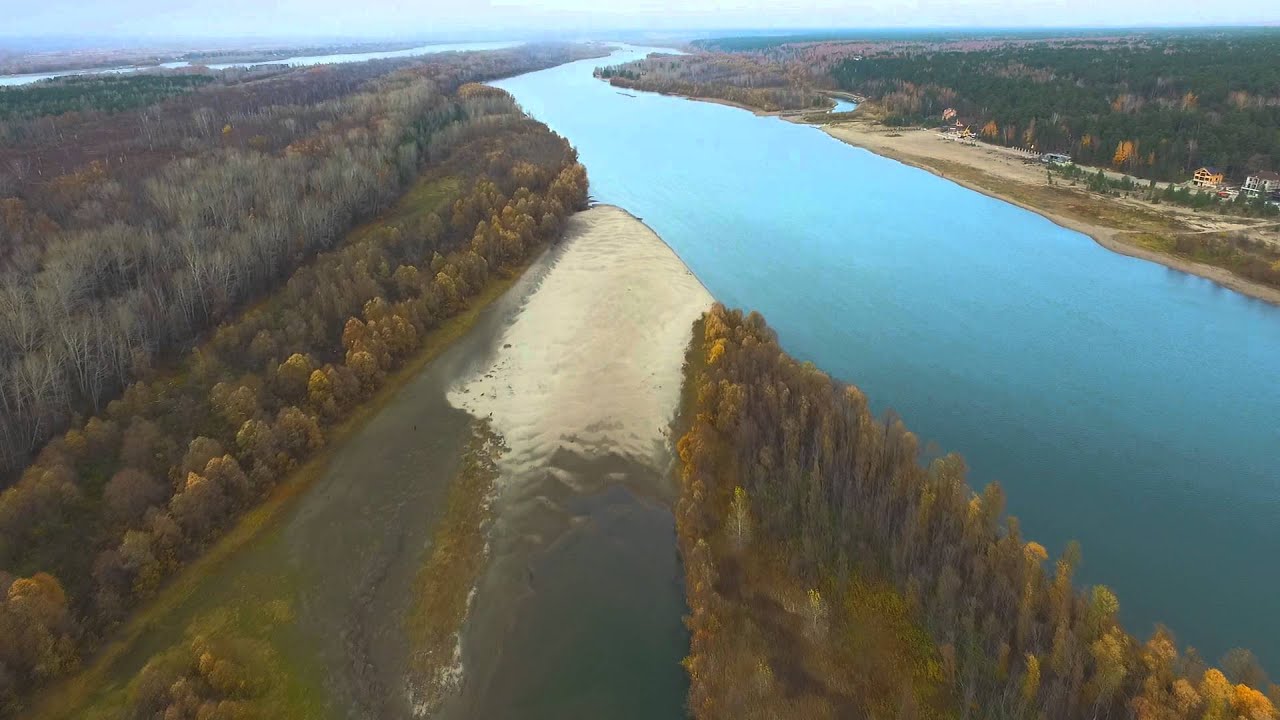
[0,41,521,87]
[492,46,1280,669]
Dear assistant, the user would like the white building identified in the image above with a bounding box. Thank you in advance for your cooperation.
[1243,171,1280,197]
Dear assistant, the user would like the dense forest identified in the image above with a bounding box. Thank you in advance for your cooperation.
[0,75,216,121]
[694,29,1164,52]
[597,54,830,113]
[825,33,1280,181]
[684,30,1280,182]
[0,46,594,716]
[0,44,598,481]
[676,304,1278,720]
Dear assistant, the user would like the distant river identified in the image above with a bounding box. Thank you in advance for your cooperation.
[0,41,521,87]
[493,47,1280,669]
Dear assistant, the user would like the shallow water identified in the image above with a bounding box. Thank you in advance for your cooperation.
[439,206,710,718]
[829,97,858,112]
[0,41,521,87]
[493,47,1280,668]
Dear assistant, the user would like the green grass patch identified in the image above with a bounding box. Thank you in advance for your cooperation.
[404,421,504,713]
[349,176,460,244]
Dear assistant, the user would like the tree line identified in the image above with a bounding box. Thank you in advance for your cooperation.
[597,54,831,113]
[0,74,216,122]
[0,44,598,482]
[675,304,1278,720]
[0,54,592,715]
[826,32,1280,181]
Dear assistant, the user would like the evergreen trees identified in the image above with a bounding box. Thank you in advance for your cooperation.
[827,33,1280,181]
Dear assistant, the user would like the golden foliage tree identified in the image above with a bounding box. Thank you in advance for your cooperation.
[1113,140,1137,168]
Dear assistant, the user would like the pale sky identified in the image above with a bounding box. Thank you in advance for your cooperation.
[1,0,1276,42]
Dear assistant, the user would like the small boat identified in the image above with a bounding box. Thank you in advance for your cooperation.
[617,91,637,98]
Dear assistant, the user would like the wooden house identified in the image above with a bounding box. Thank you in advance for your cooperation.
[1192,167,1224,188]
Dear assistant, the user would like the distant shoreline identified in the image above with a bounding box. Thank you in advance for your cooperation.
[822,121,1280,307]
[593,75,1280,306]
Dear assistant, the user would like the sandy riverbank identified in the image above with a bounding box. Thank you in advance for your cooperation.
[609,82,836,118]
[823,120,1280,306]
[436,204,711,719]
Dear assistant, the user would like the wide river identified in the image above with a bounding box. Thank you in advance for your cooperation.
[493,47,1280,668]
[0,41,520,87]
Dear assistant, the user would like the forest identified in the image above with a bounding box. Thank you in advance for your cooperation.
[824,32,1280,181]
[675,304,1278,720]
[0,75,216,121]
[684,30,1280,183]
[596,54,831,113]
[0,46,594,716]
[0,44,598,481]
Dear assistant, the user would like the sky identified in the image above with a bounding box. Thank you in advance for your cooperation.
[0,0,1276,42]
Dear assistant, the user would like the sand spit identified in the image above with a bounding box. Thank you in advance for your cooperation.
[433,204,711,718]
[448,204,712,472]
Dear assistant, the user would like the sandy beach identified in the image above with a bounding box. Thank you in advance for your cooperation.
[822,120,1280,306]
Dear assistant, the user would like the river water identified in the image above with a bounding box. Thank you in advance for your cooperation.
[440,206,709,718]
[830,97,858,113]
[493,47,1280,668]
[0,41,521,87]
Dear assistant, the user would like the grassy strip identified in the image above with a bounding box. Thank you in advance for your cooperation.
[404,422,504,714]
[29,195,546,720]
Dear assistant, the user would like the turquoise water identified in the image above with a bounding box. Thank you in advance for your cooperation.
[830,97,858,112]
[494,48,1280,669]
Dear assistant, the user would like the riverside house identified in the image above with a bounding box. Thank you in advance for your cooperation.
[1243,171,1280,198]
[1193,166,1225,188]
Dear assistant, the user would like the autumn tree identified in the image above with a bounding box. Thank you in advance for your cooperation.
[727,486,752,552]
[1113,140,1136,168]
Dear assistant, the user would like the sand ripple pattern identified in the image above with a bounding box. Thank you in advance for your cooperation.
[448,205,712,481]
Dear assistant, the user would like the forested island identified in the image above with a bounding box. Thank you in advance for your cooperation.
[596,53,831,113]
[0,44,597,716]
[675,304,1278,719]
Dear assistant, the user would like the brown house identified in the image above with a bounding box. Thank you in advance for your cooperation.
[1193,167,1225,188]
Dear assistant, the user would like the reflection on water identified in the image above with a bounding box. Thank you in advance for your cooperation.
[439,206,711,718]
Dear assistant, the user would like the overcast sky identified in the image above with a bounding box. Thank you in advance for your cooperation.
[3,0,1277,41]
